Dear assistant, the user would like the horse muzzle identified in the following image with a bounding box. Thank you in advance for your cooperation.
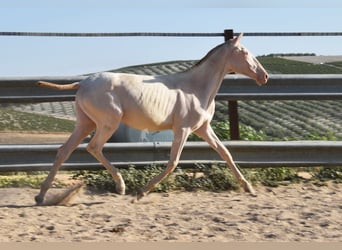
[256,72,269,86]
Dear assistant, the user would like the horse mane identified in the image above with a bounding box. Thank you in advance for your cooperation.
[187,42,227,71]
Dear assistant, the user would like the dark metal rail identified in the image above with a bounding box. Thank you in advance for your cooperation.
[1,31,342,37]
[0,141,341,172]
[1,74,342,103]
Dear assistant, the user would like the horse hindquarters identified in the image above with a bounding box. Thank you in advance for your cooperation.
[77,86,126,195]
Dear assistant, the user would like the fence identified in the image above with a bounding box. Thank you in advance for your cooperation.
[1,74,341,100]
[0,30,342,171]
[0,141,341,172]
[2,29,342,139]
[0,74,342,171]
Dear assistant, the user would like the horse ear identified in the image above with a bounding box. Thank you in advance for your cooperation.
[232,33,244,45]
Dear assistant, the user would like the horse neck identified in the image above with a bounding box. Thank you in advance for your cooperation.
[184,44,230,106]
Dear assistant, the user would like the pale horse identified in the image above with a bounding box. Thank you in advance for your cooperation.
[35,33,268,205]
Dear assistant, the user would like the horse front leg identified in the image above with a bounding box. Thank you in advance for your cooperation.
[194,123,256,196]
[133,128,191,202]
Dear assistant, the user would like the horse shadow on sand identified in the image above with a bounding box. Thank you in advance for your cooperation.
[0,183,105,208]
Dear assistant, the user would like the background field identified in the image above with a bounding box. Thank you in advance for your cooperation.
[0,56,341,191]
[1,55,341,141]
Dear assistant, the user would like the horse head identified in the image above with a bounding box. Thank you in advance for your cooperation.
[227,33,268,86]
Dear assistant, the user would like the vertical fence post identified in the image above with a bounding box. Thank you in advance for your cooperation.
[224,29,240,140]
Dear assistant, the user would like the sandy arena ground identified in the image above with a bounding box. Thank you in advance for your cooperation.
[0,182,341,242]
[0,132,341,242]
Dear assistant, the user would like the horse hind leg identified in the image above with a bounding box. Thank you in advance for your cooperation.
[86,119,126,195]
[35,105,96,205]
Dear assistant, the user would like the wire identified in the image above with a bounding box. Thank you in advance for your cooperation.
[0,32,224,37]
[1,31,341,38]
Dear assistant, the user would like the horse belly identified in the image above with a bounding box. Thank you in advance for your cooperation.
[121,88,176,131]
[121,107,173,131]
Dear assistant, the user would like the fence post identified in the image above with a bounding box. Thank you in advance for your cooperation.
[224,29,240,140]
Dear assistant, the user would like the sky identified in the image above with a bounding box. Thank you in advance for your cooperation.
[0,0,341,76]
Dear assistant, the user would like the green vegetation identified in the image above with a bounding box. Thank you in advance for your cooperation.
[0,174,44,188]
[72,165,240,194]
[112,56,342,75]
[328,61,342,68]
[258,56,342,74]
[1,165,341,192]
[237,100,342,140]
[0,108,74,132]
[70,165,342,195]
[0,172,65,188]
[189,121,267,141]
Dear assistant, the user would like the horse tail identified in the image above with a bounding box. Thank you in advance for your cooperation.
[37,81,80,90]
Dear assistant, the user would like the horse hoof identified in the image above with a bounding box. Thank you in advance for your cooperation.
[35,195,44,206]
[246,186,257,197]
[130,189,146,204]
[249,190,257,197]
[116,185,126,195]
[242,181,257,197]
[115,179,126,195]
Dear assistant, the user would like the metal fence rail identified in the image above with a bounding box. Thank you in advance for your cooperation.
[1,74,342,172]
[1,74,342,103]
[0,141,341,172]
[1,31,342,37]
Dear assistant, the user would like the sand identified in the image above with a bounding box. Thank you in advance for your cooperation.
[0,181,341,242]
[0,132,341,242]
